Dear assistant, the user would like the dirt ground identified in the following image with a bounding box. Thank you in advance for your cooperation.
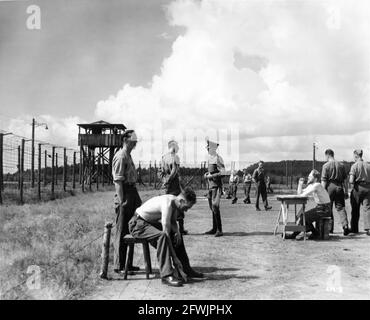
[87,190,370,300]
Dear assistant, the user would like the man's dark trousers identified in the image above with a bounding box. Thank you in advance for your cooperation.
[230,183,237,201]
[207,187,222,232]
[255,182,268,209]
[327,182,348,232]
[297,203,331,233]
[113,185,142,271]
[350,184,370,233]
[243,182,251,203]
[129,215,193,278]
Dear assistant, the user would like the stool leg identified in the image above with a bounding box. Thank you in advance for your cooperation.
[142,242,150,279]
[144,241,152,274]
[127,241,135,268]
[302,204,306,242]
[147,244,152,274]
[124,244,134,280]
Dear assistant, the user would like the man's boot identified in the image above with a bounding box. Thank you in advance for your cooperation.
[205,213,217,234]
[214,212,223,237]
[343,226,350,236]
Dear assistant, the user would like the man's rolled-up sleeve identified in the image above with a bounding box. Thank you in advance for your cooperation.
[112,155,126,182]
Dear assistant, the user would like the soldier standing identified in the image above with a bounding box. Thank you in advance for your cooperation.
[321,149,350,235]
[348,149,370,235]
[229,170,239,204]
[252,161,272,211]
[160,140,188,235]
[242,169,252,204]
[204,140,225,237]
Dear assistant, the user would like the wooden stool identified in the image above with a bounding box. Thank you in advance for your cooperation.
[316,217,332,240]
[122,234,152,280]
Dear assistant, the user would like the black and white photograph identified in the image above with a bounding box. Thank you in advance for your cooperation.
[0,0,370,306]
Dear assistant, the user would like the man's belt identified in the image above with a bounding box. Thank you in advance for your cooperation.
[123,182,136,187]
[328,180,344,185]
[317,203,331,208]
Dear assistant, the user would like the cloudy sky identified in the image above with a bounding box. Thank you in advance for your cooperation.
[1,0,369,166]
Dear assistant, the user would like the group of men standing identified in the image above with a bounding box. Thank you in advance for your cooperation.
[111,132,230,287]
[227,161,272,211]
[321,148,370,236]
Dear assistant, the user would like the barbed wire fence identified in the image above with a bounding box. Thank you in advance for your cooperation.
[0,130,83,205]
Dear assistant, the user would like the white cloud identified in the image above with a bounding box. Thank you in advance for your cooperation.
[94,0,370,164]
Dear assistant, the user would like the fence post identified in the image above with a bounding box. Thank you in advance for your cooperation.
[38,143,41,200]
[199,162,203,189]
[79,148,83,185]
[99,222,113,279]
[101,150,105,187]
[81,149,85,192]
[0,133,3,204]
[285,160,288,187]
[149,161,152,186]
[20,139,25,204]
[89,150,93,191]
[44,149,47,187]
[290,160,293,189]
[55,152,58,186]
[63,148,67,192]
[96,153,100,191]
[17,145,21,190]
[154,160,157,189]
[73,151,76,189]
[51,146,55,198]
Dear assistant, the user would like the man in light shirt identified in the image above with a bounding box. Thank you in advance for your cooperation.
[112,130,142,274]
[242,169,252,204]
[287,169,332,240]
[229,170,239,204]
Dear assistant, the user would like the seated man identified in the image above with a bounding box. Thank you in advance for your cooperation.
[288,169,332,240]
[128,187,203,287]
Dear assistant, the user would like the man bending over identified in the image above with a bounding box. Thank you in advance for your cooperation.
[128,187,203,287]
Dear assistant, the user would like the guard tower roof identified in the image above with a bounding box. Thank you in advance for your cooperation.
[77,120,126,131]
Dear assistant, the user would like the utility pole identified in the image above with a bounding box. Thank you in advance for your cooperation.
[31,118,35,188]
[313,142,317,170]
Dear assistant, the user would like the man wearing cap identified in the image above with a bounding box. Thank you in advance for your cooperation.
[160,140,188,235]
[112,130,142,274]
[229,170,239,204]
[321,149,350,236]
[204,140,225,237]
[252,161,272,211]
[242,169,252,204]
[348,149,370,235]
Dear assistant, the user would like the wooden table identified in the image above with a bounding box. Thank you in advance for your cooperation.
[274,195,309,241]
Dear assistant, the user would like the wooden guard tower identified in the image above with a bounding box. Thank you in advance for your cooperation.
[78,120,126,189]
